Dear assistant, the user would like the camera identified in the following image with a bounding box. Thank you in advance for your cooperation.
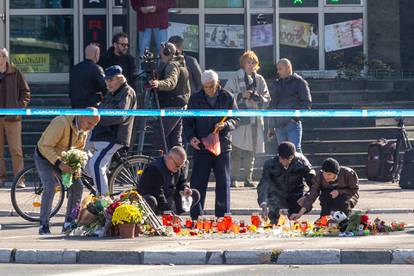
[140,48,158,80]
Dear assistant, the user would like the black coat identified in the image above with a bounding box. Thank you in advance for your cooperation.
[69,59,107,108]
[137,157,189,210]
[99,47,138,90]
[91,82,137,146]
[183,88,239,153]
[184,54,202,94]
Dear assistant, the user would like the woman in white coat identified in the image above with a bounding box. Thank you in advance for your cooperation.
[224,51,270,187]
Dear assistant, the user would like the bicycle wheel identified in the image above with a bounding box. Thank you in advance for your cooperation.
[10,166,65,223]
[108,155,153,194]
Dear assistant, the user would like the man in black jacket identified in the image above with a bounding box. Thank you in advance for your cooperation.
[137,146,200,214]
[69,43,107,108]
[184,70,239,220]
[268,58,312,153]
[99,33,139,92]
[168,35,202,94]
[257,142,315,224]
[88,65,137,195]
[149,42,190,152]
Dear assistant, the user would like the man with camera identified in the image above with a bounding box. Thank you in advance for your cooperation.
[149,42,190,152]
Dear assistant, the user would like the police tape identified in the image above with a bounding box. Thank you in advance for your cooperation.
[0,108,414,117]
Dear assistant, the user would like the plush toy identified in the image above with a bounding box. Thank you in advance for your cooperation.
[331,211,349,232]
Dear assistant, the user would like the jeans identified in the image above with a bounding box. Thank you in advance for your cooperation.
[35,149,83,226]
[0,118,24,180]
[275,120,303,153]
[190,151,231,220]
[138,28,168,56]
[231,145,255,182]
[149,116,183,153]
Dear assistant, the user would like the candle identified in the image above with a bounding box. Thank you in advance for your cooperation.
[196,219,204,230]
[185,218,193,229]
[162,211,173,226]
[224,213,233,231]
[173,223,181,234]
[217,218,226,232]
[251,213,261,228]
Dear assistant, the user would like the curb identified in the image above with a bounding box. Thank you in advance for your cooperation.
[1,249,414,265]
[2,208,414,218]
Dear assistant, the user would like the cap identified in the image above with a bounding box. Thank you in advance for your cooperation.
[104,65,123,80]
[321,158,340,175]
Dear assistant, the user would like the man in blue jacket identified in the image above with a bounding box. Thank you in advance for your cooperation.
[183,70,239,220]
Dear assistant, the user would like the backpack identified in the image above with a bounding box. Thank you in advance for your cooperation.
[399,148,414,189]
[366,138,396,182]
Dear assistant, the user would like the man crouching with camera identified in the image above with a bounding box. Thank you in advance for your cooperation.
[149,43,190,152]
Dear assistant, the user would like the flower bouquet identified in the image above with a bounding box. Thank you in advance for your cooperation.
[60,148,88,188]
[112,203,143,238]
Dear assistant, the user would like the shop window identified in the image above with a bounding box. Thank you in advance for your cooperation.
[324,13,364,70]
[168,13,199,60]
[205,0,244,8]
[279,14,319,70]
[9,15,74,73]
[176,0,199,8]
[280,0,319,8]
[205,14,245,71]
[250,0,273,8]
[251,14,274,78]
[10,0,73,9]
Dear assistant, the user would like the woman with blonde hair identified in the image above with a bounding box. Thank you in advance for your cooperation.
[224,50,270,187]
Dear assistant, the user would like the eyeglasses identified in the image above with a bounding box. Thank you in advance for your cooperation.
[170,156,185,169]
[117,42,129,47]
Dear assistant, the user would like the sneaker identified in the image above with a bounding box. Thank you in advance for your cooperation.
[39,224,51,235]
[244,179,256,188]
[231,180,239,188]
[16,181,26,188]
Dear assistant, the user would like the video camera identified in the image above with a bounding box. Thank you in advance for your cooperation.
[139,48,158,80]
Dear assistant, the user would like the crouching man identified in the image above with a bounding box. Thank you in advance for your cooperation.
[290,158,359,221]
[257,141,315,224]
[137,146,200,215]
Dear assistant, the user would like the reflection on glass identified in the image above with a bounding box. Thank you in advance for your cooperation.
[205,14,245,71]
[325,13,364,70]
[205,0,244,8]
[251,14,274,78]
[279,14,319,70]
[176,0,198,8]
[250,0,273,8]
[10,0,73,9]
[10,15,74,73]
[168,14,199,60]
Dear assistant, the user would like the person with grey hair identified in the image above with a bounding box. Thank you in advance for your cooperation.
[0,48,30,188]
[268,58,312,153]
[183,70,239,220]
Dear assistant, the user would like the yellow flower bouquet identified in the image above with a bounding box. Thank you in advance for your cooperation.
[111,204,142,225]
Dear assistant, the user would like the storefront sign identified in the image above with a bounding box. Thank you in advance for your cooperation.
[325,18,363,52]
[280,19,318,49]
[11,54,50,73]
[205,24,245,49]
[84,15,107,49]
[251,23,273,48]
[168,22,199,52]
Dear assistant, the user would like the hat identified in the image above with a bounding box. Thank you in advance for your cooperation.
[104,65,123,80]
[321,158,340,175]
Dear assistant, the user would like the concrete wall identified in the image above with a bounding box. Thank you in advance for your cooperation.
[367,0,401,69]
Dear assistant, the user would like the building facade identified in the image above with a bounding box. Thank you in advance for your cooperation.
[0,0,371,82]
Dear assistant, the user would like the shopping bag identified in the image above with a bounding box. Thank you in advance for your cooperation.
[201,116,227,157]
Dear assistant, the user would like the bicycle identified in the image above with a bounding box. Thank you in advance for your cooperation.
[10,149,153,222]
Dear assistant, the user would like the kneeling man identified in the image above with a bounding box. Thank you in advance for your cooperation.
[290,158,359,221]
[257,141,315,224]
[137,146,200,215]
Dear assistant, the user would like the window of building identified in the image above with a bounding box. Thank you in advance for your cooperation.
[205,14,245,71]
[250,0,273,8]
[205,0,244,8]
[10,0,73,9]
[279,13,319,70]
[9,15,74,73]
[176,0,199,8]
[168,13,200,60]
[251,14,274,77]
[324,13,364,70]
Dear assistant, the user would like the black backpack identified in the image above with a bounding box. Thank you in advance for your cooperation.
[399,148,414,189]
[366,139,396,182]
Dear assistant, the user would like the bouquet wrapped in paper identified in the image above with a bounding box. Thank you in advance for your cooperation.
[60,148,88,187]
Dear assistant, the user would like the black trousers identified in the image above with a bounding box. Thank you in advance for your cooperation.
[143,188,200,215]
[319,190,351,216]
[150,116,183,152]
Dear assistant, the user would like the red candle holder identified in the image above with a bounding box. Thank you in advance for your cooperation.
[251,213,261,228]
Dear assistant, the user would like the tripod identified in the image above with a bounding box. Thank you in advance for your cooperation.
[391,118,413,183]
[134,74,168,156]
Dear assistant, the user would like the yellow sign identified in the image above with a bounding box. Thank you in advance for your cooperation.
[11,54,50,73]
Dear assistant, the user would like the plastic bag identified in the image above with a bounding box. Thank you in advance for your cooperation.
[180,191,193,212]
